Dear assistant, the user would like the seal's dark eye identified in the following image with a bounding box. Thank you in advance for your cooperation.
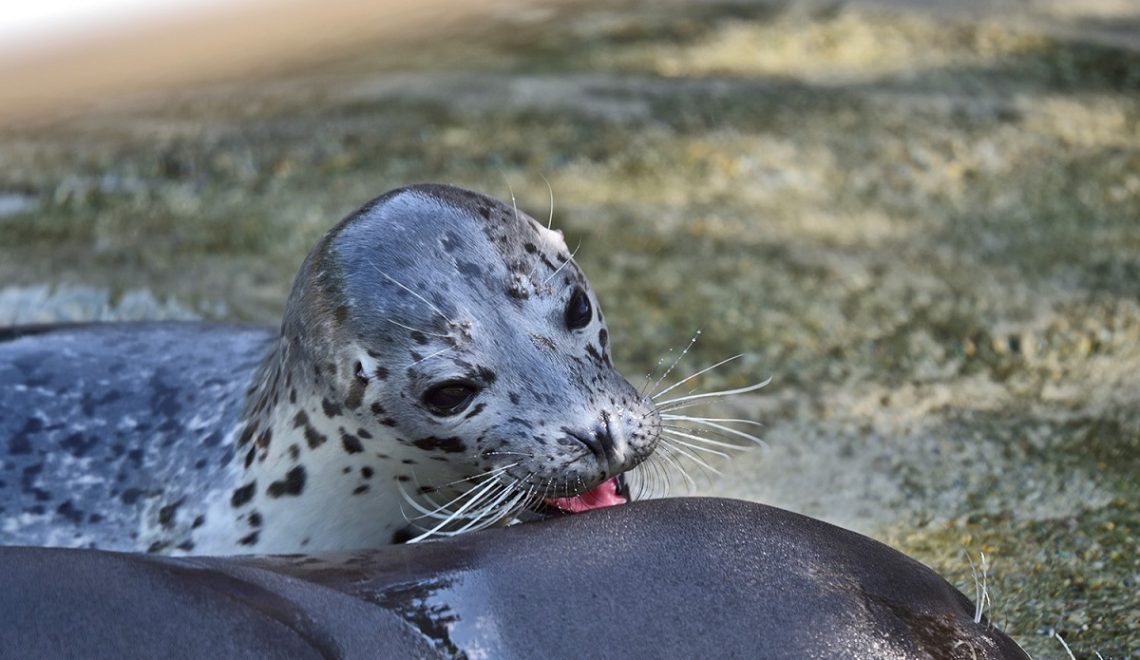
[565,287,592,330]
[423,381,479,416]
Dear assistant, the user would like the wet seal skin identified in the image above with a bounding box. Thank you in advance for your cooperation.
[0,499,1028,659]
[0,183,661,555]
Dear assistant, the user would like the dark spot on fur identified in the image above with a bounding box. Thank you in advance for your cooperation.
[322,398,342,417]
[410,331,428,345]
[120,488,143,506]
[463,403,486,419]
[191,515,205,529]
[341,430,364,454]
[396,475,411,482]
[236,423,256,448]
[508,416,534,429]
[60,432,98,458]
[352,485,369,495]
[147,541,169,554]
[357,428,373,439]
[244,447,256,469]
[477,367,496,384]
[289,387,297,404]
[374,366,389,380]
[158,499,183,529]
[334,305,349,324]
[288,444,300,461]
[267,466,306,497]
[304,424,327,449]
[55,500,83,524]
[238,531,260,546]
[585,343,610,367]
[248,512,262,528]
[457,260,482,279]
[381,418,398,427]
[412,436,466,453]
[441,230,463,253]
[361,466,373,479]
[345,379,365,410]
[293,410,309,428]
[598,328,608,349]
[231,481,256,507]
[177,541,195,552]
[509,392,521,405]
[257,428,273,451]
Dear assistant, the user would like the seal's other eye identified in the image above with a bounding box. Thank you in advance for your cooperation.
[565,287,592,330]
[423,381,479,416]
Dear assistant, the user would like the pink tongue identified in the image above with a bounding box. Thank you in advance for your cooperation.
[545,477,627,514]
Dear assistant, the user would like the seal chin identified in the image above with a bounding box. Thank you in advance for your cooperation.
[543,473,630,514]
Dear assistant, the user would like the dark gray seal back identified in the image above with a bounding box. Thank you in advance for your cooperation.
[0,498,1028,659]
[0,322,272,550]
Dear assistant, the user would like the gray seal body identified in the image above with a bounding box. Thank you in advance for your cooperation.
[0,498,1028,659]
[1,183,659,554]
[0,322,271,552]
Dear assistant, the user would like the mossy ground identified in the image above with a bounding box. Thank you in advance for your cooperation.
[1,2,1137,656]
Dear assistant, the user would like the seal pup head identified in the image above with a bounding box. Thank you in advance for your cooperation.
[275,183,660,540]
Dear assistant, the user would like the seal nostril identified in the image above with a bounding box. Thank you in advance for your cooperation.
[562,424,617,472]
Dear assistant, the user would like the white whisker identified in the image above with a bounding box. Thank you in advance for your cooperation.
[541,173,554,230]
[656,377,773,409]
[369,260,455,325]
[542,238,583,285]
[656,444,698,493]
[652,354,743,400]
[661,415,766,429]
[661,439,722,476]
[386,318,450,337]
[407,347,452,368]
[663,419,767,448]
[662,427,756,453]
[661,434,732,461]
[646,332,701,397]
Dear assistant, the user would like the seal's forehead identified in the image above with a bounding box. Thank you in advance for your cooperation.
[340,184,567,263]
[328,184,579,328]
[401,184,569,260]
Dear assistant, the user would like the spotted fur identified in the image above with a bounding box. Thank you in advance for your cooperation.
[0,184,661,555]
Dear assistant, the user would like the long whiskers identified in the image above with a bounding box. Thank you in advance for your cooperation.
[655,378,773,410]
[652,354,744,400]
[400,462,542,543]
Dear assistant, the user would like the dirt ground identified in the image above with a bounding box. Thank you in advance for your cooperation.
[1,1,1137,656]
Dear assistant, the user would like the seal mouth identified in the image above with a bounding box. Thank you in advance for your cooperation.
[542,473,630,514]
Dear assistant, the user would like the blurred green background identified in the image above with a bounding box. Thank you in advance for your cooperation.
[1,1,1137,656]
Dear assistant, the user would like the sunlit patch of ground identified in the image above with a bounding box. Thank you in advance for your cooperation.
[1,1,1137,655]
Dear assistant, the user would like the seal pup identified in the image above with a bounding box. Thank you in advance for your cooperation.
[0,498,1029,658]
[1,183,684,554]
